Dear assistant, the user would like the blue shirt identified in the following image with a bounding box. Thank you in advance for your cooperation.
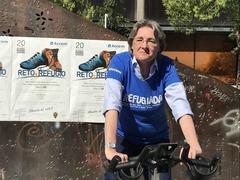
[103,51,193,145]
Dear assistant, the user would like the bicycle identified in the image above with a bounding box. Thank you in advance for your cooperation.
[104,143,221,180]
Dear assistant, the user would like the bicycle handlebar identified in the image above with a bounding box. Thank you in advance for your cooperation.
[104,143,221,180]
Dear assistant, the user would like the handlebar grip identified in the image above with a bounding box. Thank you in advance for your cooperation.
[190,156,211,167]
[184,152,221,177]
[105,155,121,172]
[181,143,190,160]
[115,145,152,170]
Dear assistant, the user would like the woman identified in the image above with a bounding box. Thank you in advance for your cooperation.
[103,19,202,180]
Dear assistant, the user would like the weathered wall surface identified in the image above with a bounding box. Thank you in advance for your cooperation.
[0,0,125,40]
[169,63,240,179]
[0,0,239,179]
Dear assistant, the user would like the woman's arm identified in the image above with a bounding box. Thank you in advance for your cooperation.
[179,114,202,159]
[164,82,202,159]
[104,109,118,150]
[104,109,128,162]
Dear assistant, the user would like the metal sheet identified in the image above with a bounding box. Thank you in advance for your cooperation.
[0,0,239,179]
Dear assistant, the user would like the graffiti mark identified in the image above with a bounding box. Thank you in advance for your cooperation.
[198,74,208,79]
[198,112,206,119]
[0,168,5,180]
[210,109,240,137]
[16,122,105,177]
[16,122,68,152]
[210,87,233,103]
[77,124,104,168]
[196,102,205,108]
[227,143,240,149]
[185,85,196,94]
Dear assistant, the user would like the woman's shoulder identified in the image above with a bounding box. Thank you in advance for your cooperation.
[109,51,132,69]
[114,51,132,59]
[111,51,132,64]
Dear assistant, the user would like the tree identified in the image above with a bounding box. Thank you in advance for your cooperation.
[162,0,240,87]
[50,0,130,36]
[95,0,130,36]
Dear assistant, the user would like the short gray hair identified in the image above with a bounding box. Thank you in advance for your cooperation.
[128,19,166,53]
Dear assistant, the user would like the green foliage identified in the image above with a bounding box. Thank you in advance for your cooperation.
[93,0,130,36]
[50,0,96,19]
[50,0,130,37]
[226,0,240,27]
[225,0,240,54]
[193,0,227,20]
[162,0,240,84]
[162,0,227,34]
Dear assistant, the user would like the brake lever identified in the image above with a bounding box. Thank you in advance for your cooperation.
[180,143,221,177]
[104,155,121,172]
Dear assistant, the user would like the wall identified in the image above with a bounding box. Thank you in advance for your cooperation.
[164,32,237,85]
[0,0,239,179]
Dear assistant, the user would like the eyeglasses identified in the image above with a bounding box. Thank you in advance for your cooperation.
[133,37,158,46]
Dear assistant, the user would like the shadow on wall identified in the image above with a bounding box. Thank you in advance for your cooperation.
[203,52,236,84]
[164,51,237,85]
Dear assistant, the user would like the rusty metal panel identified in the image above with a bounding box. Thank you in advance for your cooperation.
[0,0,239,180]
[170,62,240,179]
[0,0,126,40]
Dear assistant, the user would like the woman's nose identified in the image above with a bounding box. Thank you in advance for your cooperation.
[140,40,148,48]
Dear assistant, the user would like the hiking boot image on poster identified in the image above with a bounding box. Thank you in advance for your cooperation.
[20,48,62,71]
[79,50,116,71]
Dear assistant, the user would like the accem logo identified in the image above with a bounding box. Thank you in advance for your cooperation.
[108,44,125,48]
[50,41,68,46]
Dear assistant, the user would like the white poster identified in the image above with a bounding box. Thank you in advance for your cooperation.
[11,37,71,121]
[0,36,128,122]
[69,39,128,122]
[0,37,12,120]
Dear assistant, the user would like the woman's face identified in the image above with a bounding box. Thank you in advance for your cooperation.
[131,26,160,64]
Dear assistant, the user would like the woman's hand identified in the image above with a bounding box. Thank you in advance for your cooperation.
[188,144,202,159]
[105,148,128,163]
[180,143,202,159]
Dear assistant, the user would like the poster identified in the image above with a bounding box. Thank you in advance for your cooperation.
[0,37,12,120]
[11,37,71,121]
[0,36,128,122]
[69,39,128,122]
